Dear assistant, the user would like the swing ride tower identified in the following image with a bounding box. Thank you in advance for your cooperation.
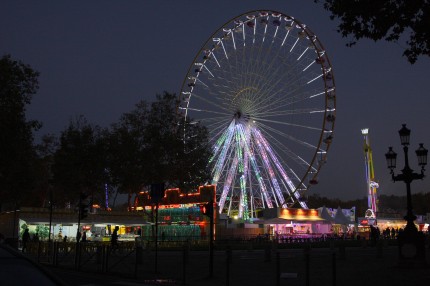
[361,128,378,218]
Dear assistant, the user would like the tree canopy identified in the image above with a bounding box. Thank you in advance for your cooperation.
[51,116,109,207]
[108,100,151,205]
[32,92,211,210]
[0,54,41,208]
[142,92,211,191]
[108,92,211,208]
[316,0,430,63]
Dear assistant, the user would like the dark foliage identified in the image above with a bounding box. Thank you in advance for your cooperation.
[316,0,430,63]
[307,193,368,216]
[378,193,430,215]
[0,54,41,208]
[52,116,109,207]
[308,192,430,216]
[108,92,212,208]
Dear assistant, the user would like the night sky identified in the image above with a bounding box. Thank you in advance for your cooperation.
[2,0,430,202]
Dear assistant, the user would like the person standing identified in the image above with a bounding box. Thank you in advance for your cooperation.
[33,232,39,242]
[111,226,119,250]
[76,230,82,243]
[22,229,30,253]
[82,231,87,242]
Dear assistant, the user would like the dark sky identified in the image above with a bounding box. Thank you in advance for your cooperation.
[1,0,430,202]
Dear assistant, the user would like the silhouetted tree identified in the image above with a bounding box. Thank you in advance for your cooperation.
[0,54,41,209]
[52,116,109,207]
[378,192,430,215]
[108,101,150,208]
[143,92,211,191]
[107,92,211,209]
[316,0,430,63]
[32,134,59,207]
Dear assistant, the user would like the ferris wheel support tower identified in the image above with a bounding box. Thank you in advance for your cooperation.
[361,128,378,217]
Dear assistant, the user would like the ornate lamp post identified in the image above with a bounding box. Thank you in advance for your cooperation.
[385,124,428,262]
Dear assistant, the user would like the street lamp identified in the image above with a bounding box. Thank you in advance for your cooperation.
[385,147,397,170]
[384,124,427,262]
[416,143,428,167]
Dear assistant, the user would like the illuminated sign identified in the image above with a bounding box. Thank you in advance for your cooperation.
[360,218,376,226]
[279,208,322,221]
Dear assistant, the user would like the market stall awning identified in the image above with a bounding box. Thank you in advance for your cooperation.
[263,217,292,224]
[279,208,325,221]
[319,206,335,222]
[18,211,150,226]
[333,206,352,225]
[19,217,76,225]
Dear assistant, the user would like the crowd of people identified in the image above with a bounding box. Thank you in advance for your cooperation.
[11,224,430,253]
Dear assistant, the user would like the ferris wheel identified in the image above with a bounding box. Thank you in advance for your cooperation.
[179,10,336,220]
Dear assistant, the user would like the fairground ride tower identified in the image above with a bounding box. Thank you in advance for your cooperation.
[361,128,378,218]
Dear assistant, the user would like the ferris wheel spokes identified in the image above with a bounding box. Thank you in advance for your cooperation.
[180,10,336,218]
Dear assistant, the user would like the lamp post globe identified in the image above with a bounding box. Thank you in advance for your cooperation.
[385,147,397,171]
[415,143,428,168]
[398,124,411,146]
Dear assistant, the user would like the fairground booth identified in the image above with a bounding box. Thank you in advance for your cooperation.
[0,207,149,242]
[258,206,356,241]
[133,185,216,240]
[262,207,330,238]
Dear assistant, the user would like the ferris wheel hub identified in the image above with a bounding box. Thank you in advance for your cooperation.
[234,110,242,119]
[233,110,251,124]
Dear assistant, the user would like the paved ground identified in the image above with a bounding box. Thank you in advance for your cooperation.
[2,242,430,286]
[0,244,65,285]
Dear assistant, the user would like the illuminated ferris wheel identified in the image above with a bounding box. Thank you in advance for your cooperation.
[179,10,336,220]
